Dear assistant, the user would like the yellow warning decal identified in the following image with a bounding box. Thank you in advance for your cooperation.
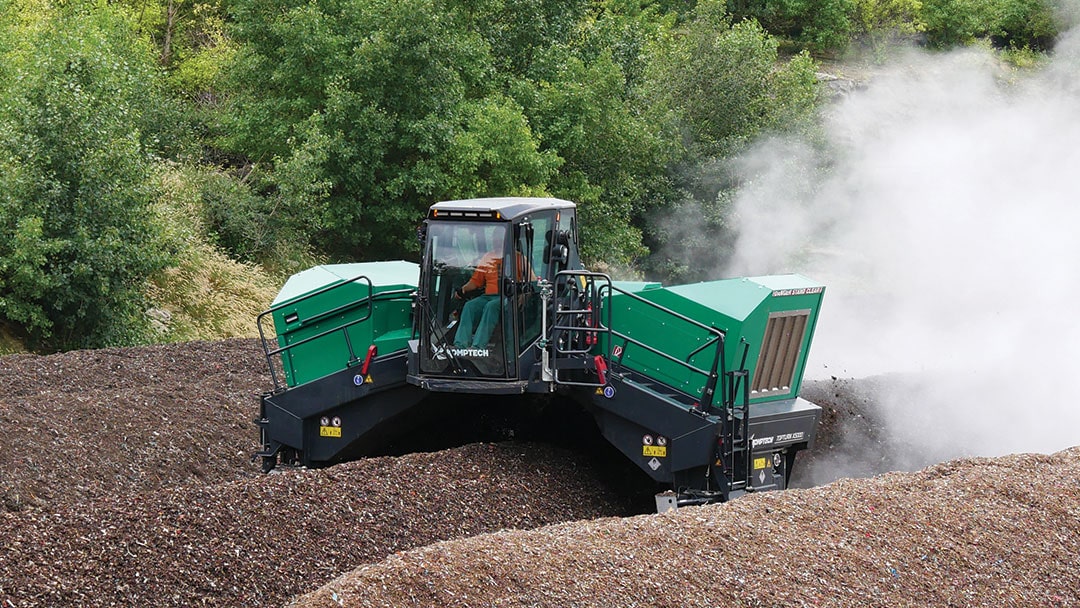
[365,375,374,384]
[595,387,604,395]
[753,457,767,470]
[320,426,342,438]
[643,445,667,457]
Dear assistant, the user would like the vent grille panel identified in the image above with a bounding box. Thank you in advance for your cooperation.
[752,310,809,395]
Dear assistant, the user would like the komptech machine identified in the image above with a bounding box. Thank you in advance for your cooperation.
[256,197,825,508]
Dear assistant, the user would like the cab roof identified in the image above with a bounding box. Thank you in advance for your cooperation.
[428,197,575,222]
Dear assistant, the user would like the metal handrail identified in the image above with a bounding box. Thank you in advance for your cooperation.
[597,278,725,410]
[255,273,413,391]
[551,270,728,410]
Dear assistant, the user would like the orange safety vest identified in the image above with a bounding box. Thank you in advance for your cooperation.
[464,251,534,295]
[464,253,503,295]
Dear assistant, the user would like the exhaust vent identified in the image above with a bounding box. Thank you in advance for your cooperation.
[751,310,810,396]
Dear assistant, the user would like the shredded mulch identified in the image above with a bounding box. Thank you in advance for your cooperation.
[1,339,1077,607]
[288,448,1080,608]
[0,443,629,607]
[0,339,265,511]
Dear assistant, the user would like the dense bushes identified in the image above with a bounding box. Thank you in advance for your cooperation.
[0,3,172,351]
[921,0,1062,49]
[0,0,1069,351]
[730,0,1067,52]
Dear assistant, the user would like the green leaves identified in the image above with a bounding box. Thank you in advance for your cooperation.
[217,0,821,271]
[0,1,172,350]
[648,9,820,158]
[521,46,671,265]
[0,217,62,335]
[921,0,1060,49]
[443,96,561,199]
[727,0,856,53]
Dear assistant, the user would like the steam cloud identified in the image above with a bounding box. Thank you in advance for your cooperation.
[724,32,1080,462]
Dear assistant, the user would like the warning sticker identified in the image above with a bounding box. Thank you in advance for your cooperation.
[320,426,342,438]
[753,457,767,470]
[643,445,667,458]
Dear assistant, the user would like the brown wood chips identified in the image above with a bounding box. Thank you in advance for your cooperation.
[1,340,1077,608]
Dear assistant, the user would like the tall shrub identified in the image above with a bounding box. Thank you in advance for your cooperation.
[0,2,171,350]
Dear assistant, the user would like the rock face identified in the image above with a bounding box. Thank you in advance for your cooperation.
[1,340,1077,608]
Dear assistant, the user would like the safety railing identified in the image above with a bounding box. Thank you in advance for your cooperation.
[550,270,728,412]
[256,274,414,392]
[548,269,755,494]
[546,271,610,388]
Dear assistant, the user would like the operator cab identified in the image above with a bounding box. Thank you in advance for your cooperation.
[409,197,579,390]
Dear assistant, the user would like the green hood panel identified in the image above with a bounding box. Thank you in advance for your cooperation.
[606,274,824,404]
[270,261,419,387]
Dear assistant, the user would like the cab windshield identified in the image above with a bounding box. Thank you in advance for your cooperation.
[417,221,513,378]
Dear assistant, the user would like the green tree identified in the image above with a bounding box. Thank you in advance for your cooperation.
[516,45,676,266]
[221,0,560,261]
[919,0,1062,50]
[441,96,562,199]
[851,0,925,52]
[920,0,993,46]
[0,1,172,350]
[648,6,821,159]
[493,4,683,269]
[461,0,591,75]
[728,0,856,52]
[987,0,1059,49]
[641,2,823,281]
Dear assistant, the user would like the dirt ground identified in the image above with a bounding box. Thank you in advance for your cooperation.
[1,339,1077,607]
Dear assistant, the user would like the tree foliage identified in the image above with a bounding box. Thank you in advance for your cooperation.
[516,45,674,265]
[727,0,1063,53]
[640,2,822,281]
[0,0,1069,350]
[648,3,821,158]
[0,1,172,350]
[921,0,1060,49]
[850,0,925,51]
[727,0,856,52]
[220,0,519,259]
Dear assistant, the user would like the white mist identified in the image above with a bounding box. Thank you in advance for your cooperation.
[725,33,1080,463]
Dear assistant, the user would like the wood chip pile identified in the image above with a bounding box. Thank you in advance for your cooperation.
[0,442,629,607]
[1,339,1077,607]
[290,448,1080,608]
[0,339,266,511]
[0,340,632,607]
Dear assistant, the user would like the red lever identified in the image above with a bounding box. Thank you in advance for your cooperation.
[361,345,377,376]
[594,355,608,385]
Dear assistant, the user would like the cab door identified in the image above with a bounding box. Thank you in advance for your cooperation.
[511,212,555,356]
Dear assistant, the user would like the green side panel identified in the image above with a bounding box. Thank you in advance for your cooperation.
[270,261,418,387]
[605,274,824,405]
